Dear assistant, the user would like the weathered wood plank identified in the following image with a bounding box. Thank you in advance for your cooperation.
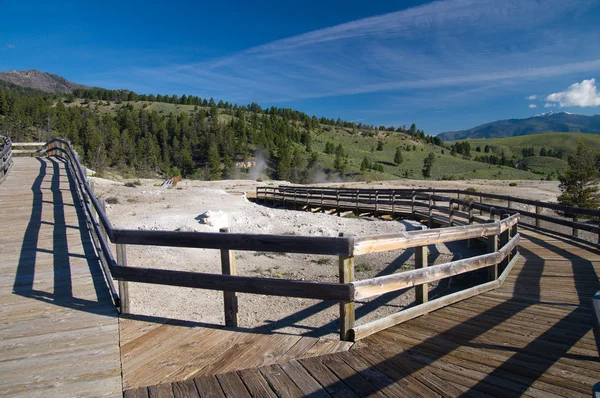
[112,265,354,301]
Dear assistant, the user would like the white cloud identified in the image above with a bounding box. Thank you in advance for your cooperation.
[545,78,600,107]
[528,104,537,108]
[544,103,556,108]
[6,44,15,49]
[527,95,538,100]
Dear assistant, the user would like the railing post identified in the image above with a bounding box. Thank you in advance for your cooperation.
[116,244,130,314]
[356,192,360,215]
[321,191,324,212]
[220,227,238,327]
[535,205,541,228]
[428,194,433,228]
[293,189,298,210]
[338,233,355,341]
[487,219,498,281]
[499,213,511,274]
[411,191,416,215]
[336,189,340,216]
[479,195,484,215]
[391,190,396,217]
[415,241,428,305]
[449,199,454,227]
[511,218,519,259]
[572,211,579,238]
[99,198,108,243]
[467,202,474,248]
[374,191,379,217]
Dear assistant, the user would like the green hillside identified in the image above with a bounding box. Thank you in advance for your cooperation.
[453,132,600,157]
[450,132,600,176]
[0,83,552,182]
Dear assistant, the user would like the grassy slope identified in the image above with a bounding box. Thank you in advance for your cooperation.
[453,132,600,157]
[450,132,600,175]
[61,99,543,181]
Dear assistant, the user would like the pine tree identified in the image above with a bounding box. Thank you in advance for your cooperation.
[558,140,600,210]
[360,157,370,172]
[394,148,403,165]
[0,89,7,116]
[207,141,222,180]
[422,152,436,178]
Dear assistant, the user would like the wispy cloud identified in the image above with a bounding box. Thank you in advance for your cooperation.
[545,103,556,108]
[6,44,15,49]
[131,0,599,115]
[529,104,537,108]
[545,78,600,107]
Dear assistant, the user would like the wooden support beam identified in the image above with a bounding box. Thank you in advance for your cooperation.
[220,228,238,327]
[428,195,433,228]
[339,233,355,342]
[536,205,541,228]
[487,220,498,281]
[414,242,428,305]
[573,213,579,238]
[499,214,510,274]
[116,244,130,314]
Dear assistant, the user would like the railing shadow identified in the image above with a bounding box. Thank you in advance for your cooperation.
[12,157,115,316]
[314,228,599,395]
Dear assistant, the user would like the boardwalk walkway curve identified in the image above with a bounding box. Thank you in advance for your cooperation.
[0,138,598,397]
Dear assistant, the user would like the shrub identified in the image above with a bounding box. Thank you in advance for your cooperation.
[124,182,137,188]
[356,262,372,272]
[106,197,119,204]
[509,182,518,187]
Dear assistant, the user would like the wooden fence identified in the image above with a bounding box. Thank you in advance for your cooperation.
[19,139,522,341]
[0,135,13,184]
[256,186,521,340]
[257,185,600,244]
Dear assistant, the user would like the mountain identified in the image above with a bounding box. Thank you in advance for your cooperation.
[438,112,600,141]
[0,69,87,93]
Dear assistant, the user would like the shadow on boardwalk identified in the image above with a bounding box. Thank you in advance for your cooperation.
[325,230,600,396]
[12,157,114,315]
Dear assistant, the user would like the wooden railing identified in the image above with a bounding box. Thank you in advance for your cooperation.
[257,185,600,244]
[36,139,357,336]
[257,186,521,340]
[0,135,13,184]
[12,138,541,343]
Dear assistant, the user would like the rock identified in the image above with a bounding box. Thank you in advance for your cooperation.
[196,210,229,230]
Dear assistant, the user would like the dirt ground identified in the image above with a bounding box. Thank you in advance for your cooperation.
[91,177,561,339]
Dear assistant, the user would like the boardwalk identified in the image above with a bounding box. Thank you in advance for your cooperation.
[125,230,600,397]
[0,157,122,397]
[2,155,600,397]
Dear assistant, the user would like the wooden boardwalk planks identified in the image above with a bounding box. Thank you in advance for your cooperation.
[120,316,358,390]
[0,157,122,397]
[4,160,600,396]
[126,227,600,397]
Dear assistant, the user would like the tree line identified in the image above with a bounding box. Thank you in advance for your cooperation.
[0,82,436,182]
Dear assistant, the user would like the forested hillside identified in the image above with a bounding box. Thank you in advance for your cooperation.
[0,80,548,181]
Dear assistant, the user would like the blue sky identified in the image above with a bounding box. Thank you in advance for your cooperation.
[1,0,600,134]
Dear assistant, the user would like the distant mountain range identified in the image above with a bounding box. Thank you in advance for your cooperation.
[438,112,600,141]
[0,69,87,93]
